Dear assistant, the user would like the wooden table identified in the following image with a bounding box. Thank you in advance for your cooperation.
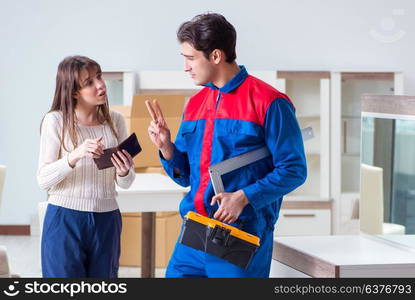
[116,173,188,277]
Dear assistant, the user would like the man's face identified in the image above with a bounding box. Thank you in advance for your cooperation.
[180,42,216,86]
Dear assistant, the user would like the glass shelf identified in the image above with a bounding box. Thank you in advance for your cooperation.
[279,75,330,200]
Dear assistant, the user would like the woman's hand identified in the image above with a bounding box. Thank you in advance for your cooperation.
[111,149,134,177]
[68,136,104,167]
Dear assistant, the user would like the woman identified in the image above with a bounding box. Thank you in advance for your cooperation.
[37,55,135,277]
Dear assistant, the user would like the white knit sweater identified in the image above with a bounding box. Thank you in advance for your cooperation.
[37,110,135,212]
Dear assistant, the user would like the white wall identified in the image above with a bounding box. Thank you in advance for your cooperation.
[0,0,414,224]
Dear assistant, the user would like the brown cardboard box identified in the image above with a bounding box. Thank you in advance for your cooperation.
[110,105,132,133]
[119,212,182,268]
[134,166,165,175]
[130,94,187,168]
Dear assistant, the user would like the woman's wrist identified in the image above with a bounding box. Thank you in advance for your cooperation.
[67,151,79,168]
[117,169,129,177]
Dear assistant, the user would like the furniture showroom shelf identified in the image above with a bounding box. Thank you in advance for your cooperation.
[276,197,332,237]
[274,71,331,236]
[277,71,330,200]
[284,196,331,202]
[297,115,321,119]
[305,151,321,156]
[102,71,136,106]
[330,71,404,234]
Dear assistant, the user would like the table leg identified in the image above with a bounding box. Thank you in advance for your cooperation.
[141,212,156,278]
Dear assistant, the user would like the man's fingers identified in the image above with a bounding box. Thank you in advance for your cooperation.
[224,214,236,224]
[211,194,222,206]
[223,215,233,224]
[211,196,217,206]
[148,125,159,135]
[213,210,221,220]
[152,99,165,123]
[145,100,157,122]
[211,193,225,206]
[150,121,160,131]
[217,211,229,222]
[214,207,226,221]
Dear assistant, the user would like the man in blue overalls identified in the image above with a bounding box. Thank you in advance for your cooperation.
[147,13,307,277]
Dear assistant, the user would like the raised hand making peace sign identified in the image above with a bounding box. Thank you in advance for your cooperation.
[146,99,174,160]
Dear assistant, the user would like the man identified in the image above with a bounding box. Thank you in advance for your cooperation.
[147,13,307,278]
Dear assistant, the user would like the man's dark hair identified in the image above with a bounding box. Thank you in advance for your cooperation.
[177,13,237,63]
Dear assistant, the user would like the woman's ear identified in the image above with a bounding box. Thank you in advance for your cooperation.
[72,91,81,100]
[210,49,223,65]
[73,90,80,100]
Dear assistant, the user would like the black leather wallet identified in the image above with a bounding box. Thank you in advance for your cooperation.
[93,132,142,170]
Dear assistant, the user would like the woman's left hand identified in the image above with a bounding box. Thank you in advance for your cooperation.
[111,149,134,177]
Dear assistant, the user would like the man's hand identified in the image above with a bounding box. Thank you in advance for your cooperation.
[210,190,249,223]
[146,99,174,160]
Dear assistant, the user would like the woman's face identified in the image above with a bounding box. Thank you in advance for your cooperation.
[75,68,107,107]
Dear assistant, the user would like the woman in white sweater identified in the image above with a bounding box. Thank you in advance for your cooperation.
[37,56,135,278]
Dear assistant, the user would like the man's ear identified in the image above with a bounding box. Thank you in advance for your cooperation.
[210,49,223,65]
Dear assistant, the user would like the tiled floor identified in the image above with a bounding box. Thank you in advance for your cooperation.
[0,235,166,278]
